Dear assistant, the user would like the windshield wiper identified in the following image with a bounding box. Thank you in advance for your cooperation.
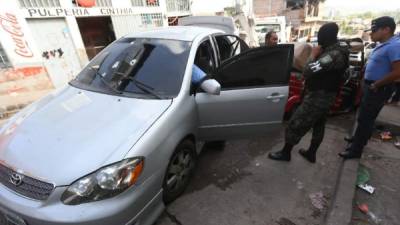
[111,44,161,99]
[123,77,162,99]
[95,71,122,95]
[88,54,122,95]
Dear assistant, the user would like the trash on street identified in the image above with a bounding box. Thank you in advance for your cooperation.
[309,191,327,210]
[394,140,400,149]
[356,165,370,186]
[357,203,382,224]
[379,131,392,140]
[358,183,376,194]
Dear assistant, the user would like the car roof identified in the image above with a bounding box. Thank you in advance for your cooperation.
[124,26,224,42]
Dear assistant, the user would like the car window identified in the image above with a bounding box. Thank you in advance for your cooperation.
[70,38,191,98]
[215,46,293,89]
[194,39,216,75]
[215,35,245,63]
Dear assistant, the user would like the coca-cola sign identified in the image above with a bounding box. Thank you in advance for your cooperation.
[0,12,34,58]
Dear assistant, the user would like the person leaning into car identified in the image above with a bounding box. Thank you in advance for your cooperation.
[269,23,349,163]
[339,16,400,159]
[192,64,206,84]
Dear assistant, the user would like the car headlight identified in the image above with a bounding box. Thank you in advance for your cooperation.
[61,157,144,205]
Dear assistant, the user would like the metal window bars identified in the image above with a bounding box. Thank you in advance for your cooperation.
[132,0,160,7]
[166,0,190,12]
[95,0,112,7]
[18,0,61,8]
[140,13,163,28]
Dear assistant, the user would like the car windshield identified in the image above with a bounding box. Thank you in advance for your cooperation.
[70,38,191,99]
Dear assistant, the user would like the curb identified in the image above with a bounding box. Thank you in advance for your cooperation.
[324,159,360,225]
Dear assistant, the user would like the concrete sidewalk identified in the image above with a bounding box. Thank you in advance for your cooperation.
[349,105,400,225]
[326,104,400,225]
[155,115,355,225]
[350,129,400,225]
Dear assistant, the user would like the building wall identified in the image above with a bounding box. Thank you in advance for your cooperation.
[27,18,83,88]
[253,0,286,17]
[0,0,189,115]
[283,8,304,28]
[110,0,168,38]
[252,0,327,42]
[0,0,54,113]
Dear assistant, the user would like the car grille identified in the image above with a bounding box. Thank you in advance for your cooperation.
[0,163,54,200]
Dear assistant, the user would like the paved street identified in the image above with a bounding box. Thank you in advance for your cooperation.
[155,115,355,225]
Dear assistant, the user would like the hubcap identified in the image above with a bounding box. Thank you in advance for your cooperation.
[166,149,193,191]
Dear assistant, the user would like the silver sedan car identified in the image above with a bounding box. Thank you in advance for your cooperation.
[0,26,293,225]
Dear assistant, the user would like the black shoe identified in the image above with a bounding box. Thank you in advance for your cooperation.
[338,150,361,159]
[344,135,354,143]
[268,151,291,161]
[298,148,316,163]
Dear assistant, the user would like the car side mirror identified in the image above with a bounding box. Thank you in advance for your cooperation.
[200,79,221,95]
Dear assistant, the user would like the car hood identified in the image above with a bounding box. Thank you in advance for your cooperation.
[0,86,172,186]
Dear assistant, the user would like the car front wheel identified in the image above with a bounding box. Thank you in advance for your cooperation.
[163,140,196,203]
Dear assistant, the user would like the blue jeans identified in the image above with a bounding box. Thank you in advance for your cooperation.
[349,81,393,153]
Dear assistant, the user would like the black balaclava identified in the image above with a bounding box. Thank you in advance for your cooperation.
[317,23,339,48]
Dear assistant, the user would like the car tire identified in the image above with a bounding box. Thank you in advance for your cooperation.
[163,140,197,203]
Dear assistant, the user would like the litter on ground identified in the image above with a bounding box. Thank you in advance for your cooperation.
[309,191,327,210]
[358,183,375,194]
[357,203,382,224]
[356,165,370,186]
[379,131,392,140]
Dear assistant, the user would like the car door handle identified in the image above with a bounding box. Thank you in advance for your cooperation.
[266,94,286,99]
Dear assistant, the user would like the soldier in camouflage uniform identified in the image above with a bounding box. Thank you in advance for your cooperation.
[269,23,349,163]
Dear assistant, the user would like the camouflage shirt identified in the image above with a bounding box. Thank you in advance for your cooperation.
[303,43,349,93]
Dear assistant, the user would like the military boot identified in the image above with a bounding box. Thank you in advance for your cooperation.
[268,143,294,161]
[298,142,320,163]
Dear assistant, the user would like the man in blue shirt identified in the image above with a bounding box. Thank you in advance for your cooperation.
[340,16,400,159]
[192,64,207,85]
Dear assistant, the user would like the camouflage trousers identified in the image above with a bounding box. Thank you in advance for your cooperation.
[285,90,337,146]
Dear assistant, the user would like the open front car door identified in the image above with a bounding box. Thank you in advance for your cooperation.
[196,44,294,141]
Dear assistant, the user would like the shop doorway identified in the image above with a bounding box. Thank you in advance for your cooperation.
[76,16,116,60]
